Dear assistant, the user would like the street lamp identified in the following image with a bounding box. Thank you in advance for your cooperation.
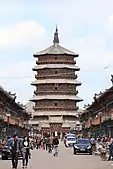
[98,112,102,137]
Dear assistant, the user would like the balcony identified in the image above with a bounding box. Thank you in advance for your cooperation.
[33,106,78,111]
[36,59,76,64]
[34,90,78,95]
[35,74,77,80]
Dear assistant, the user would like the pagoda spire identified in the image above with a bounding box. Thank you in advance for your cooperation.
[53,25,59,45]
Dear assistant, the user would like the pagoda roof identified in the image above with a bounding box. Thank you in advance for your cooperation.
[49,116,63,123]
[33,64,80,70]
[31,79,81,85]
[30,95,83,102]
[34,44,78,57]
[62,123,70,128]
[34,27,78,57]
[33,110,78,116]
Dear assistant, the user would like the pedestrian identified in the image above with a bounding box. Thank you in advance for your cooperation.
[53,136,59,156]
[43,137,46,150]
[48,135,53,153]
[107,138,113,161]
[10,134,22,169]
[36,137,41,149]
[22,136,31,168]
[45,136,49,151]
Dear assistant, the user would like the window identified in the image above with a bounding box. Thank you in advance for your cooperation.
[54,83,58,87]
[55,103,57,106]
[55,87,57,90]
[55,71,57,74]
[55,57,57,60]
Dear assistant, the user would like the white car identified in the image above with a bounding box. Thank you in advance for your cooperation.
[65,137,76,147]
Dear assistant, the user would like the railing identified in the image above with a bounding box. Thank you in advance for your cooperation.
[36,59,76,64]
[34,90,78,95]
[35,74,77,79]
[33,106,78,111]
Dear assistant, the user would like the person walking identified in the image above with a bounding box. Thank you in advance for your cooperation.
[53,136,59,156]
[48,135,53,153]
[107,138,113,161]
[22,136,31,168]
[10,134,22,169]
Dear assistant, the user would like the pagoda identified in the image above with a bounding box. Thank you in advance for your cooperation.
[30,27,83,138]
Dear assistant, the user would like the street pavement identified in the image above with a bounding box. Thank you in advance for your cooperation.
[0,142,113,169]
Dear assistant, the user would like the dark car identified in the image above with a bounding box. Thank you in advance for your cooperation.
[2,138,23,160]
[73,138,92,155]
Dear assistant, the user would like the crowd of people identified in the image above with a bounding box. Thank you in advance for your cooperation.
[2,132,113,168]
[35,135,59,155]
[1,134,60,169]
[90,135,113,161]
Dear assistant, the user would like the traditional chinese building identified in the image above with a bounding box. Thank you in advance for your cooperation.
[30,27,82,138]
[0,85,29,138]
[81,77,113,138]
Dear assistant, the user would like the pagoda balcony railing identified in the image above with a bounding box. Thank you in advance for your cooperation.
[35,74,77,79]
[33,106,78,111]
[34,90,78,95]
[36,60,76,64]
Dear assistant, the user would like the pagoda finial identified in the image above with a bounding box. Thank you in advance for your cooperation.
[53,25,59,45]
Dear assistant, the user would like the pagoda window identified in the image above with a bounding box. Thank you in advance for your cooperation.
[54,84,58,87]
[55,71,57,74]
[55,87,57,90]
[55,103,57,106]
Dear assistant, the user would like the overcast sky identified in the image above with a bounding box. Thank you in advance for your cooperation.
[0,0,113,108]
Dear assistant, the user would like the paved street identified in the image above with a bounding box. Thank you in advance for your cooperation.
[0,143,113,169]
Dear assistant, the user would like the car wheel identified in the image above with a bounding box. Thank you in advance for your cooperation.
[74,149,76,155]
[2,156,8,160]
[89,151,92,155]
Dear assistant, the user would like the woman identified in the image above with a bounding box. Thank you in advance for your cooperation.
[22,136,30,168]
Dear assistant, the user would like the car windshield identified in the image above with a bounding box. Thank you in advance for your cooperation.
[76,139,89,144]
[67,137,76,141]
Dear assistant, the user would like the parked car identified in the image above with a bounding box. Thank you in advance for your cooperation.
[2,138,23,160]
[65,137,76,147]
[73,138,92,155]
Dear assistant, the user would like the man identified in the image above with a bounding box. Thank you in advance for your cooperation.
[10,134,22,169]
[53,136,59,156]
[48,135,53,153]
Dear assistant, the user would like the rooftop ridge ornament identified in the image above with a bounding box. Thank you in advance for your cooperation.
[53,26,59,45]
[111,74,113,86]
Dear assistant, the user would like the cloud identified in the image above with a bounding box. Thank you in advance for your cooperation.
[0,61,35,104]
[0,21,46,49]
[0,0,113,108]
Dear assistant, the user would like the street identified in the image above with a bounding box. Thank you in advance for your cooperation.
[0,143,113,169]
